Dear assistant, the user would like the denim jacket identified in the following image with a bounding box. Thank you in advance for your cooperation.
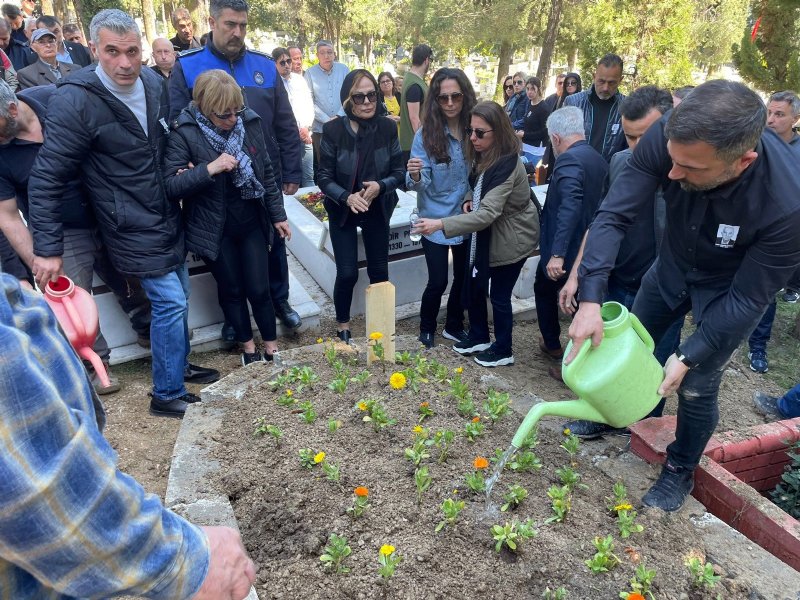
[406,126,469,245]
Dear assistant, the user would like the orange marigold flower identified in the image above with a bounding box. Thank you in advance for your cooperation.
[471,416,481,423]
[473,456,489,470]
[627,594,646,600]
[420,401,429,408]
[354,486,369,497]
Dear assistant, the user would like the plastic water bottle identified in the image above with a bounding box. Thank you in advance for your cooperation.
[409,207,421,242]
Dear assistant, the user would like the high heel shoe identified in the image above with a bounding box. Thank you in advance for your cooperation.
[336,329,352,343]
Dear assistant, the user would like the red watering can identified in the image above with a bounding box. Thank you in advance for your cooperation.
[43,276,111,388]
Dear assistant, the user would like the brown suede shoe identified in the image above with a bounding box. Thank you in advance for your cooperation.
[548,365,564,383]
[539,339,564,360]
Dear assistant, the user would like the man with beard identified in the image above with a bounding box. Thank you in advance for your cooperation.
[564,54,626,162]
[567,80,800,512]
[170,7,201,52]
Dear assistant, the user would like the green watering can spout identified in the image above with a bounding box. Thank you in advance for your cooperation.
[511,301,664,448]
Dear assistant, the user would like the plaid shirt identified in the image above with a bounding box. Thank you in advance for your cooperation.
[0,274,209,599]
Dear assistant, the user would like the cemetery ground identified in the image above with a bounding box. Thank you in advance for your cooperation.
[103,294,799,598]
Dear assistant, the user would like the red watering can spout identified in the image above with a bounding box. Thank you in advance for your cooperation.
[43,276,111,389]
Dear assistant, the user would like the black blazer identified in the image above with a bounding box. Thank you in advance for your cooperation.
[317,115,404,228]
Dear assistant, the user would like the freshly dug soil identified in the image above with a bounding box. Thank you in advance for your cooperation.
[214,342,755,600]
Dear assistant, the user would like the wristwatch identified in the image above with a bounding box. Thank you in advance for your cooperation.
[552,254,563,259]
[676,352,697,369]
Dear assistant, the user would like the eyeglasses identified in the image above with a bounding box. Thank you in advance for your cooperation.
[513,80,524,86]
[379,79,392,85]
[212,107,246,120]
[278,59,291,66]
[565,81,578,88]
[504,85,514,90]
[351,91,378,105]
[466,127,493,139]
[436,92,464,105]
[34,38,56,46]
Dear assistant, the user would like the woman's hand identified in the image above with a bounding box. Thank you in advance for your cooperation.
[413,217,443,236]
[274,221,292,241]
[361,181,381,203]
[406,157,423,182]
[515,130,524,139]
[463,201,473,213]
[346,193,369,213]
[207,153,238,176]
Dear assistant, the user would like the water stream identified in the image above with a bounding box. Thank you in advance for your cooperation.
[484,444,517,509]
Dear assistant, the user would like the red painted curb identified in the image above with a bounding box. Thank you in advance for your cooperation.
[631,416,800,572]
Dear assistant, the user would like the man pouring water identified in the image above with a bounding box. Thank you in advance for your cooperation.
[566,80,800,512]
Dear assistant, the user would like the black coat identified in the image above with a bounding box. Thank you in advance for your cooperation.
[317,115,404,228]
[163,106,287,261]
[27,66,184,278]
[64,41,92,67]
[4,36,35,71]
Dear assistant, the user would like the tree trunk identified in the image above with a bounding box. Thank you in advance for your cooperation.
[53,0,68,24]
[567,46,577,72]
[187,0,209,37]
[536,0,564,84]
[41,0,55,16]
[141,0,157,45]
[496,39,513,101]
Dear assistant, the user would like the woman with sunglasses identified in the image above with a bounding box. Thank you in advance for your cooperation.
[318,69,404,342]
[413,101,540,367]
[378,71,401,123]
[516,76,551,147]
[406,68,477,348]
[502,75,514,105]
[540,72,584,182]
[504,71,528,130]
[556,72,582,109]
[164,70,291,365]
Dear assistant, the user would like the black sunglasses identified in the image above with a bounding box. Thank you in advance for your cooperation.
[278,59,291,66]
[466,127,493,139]
[513,80,524,85]
[212,107,246,120]
[436,92,464,105]
[379,79,393,85]
[565,80,579,87]
[351,91,378,105]
[504,84,514,90]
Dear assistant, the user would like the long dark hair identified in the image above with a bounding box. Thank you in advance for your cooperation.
[503,75,513,103]
[556,72,582,109]
[420,68,477,164]
[377,71,396,97]
[466,101,520,173]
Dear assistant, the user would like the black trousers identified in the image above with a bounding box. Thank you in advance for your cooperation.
[328,209,390,323]
[268,230,289,306]
[632,267,762,471]
[419,237,467,335]
[204,226,277,343]
[533,261,565,350]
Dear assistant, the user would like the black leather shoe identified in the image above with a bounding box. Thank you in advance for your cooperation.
[184,363,220,384]
[220,322,236,349]
[418,332,434,349]
[336,329,352,343]
[276,301,302,329]
[563,419,630,440]
[149,396,189,418]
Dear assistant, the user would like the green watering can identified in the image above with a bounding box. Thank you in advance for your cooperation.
[511,301,664,448]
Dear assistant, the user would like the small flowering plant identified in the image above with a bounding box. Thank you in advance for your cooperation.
[277,388,296,407]
[465,456,489,493]
[389,371,407,390]
[545,484,572,523]
[617,507,644,538]
[299,448,317,469]
[585,535,621,574]
[418,400,435,422]
[357,397,396,432]
[426,429,455,463]
[561,430,581,466]
[252,417,282,445]
[483,388,511,424]
[464,416,485,442]
[368,331,386,372]
[378,544,401,578]
[491,518,537,553]
[500,484,528,512]
[435,497,465,532]
[348,486,370,518]
[414,466,432,505]
[319,532,351,574]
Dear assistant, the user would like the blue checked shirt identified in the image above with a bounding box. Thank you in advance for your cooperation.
[0,274,209,599]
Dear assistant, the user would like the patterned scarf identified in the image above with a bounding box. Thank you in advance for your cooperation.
[195,110,265,200]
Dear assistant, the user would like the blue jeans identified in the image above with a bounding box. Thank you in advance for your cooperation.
[468,257,526,354]
[748,300,776,353]
[140,266,190,402]
[779,383,800,418]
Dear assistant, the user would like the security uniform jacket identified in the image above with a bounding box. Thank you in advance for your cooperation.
[169,34,302,186]
[579,116,800,367]
[27,66,183,278]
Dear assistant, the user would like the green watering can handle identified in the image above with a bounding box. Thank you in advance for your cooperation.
[565,337,592,371]
[629,312,655,352]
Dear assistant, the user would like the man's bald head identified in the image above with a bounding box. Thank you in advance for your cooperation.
[151,37,175,73]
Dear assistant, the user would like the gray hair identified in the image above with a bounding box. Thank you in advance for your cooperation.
[89,9,140,45]
[546,106,585,138]
[665,80,766,162]
[0,80,18,119]
[769,90,800,118]
[209,0,249,19]
[170,7,191,27]
[316,40,333,52]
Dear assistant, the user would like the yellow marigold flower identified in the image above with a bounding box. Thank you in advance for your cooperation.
[313,451,326,464]
[316,337,323,344]
[389,372,407,389]
[358,401,368,411]
[285,389,293,396]
[455,366,463,374]
[563,427,571,436]
[379,544,395,556]
[614,503,633,512]
[474,456,489,470]
[354,486,369,497]
[413,425,424,434]
[369,331,384,340]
